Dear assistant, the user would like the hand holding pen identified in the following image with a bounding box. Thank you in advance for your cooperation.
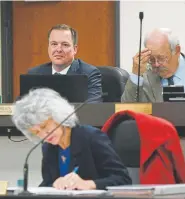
[53,166,96,190]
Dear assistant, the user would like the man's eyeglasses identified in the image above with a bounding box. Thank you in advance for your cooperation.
[148,56,171,65]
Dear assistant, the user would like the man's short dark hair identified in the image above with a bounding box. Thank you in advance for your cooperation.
[48,24,78,45]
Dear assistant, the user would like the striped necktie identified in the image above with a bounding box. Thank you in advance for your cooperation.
[167,76,174,86]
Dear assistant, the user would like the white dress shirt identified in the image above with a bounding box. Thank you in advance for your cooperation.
[52,65,71,75]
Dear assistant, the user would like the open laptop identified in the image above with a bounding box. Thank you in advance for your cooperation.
[20,74,88,103]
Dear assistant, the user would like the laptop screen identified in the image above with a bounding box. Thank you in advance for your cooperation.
[20,74,88,103]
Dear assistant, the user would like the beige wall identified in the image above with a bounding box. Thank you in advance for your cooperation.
[0,137,42,187]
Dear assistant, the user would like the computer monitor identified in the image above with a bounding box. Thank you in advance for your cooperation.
[20,74,88,103]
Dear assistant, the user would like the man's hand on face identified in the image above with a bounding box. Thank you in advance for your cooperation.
[132,48,152,76]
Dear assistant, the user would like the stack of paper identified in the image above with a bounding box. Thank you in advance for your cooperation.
[107,184,185,196]
[107,185,154,198]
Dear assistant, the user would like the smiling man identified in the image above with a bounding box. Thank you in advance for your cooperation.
[28,24,102,103]
[121,28,185,102]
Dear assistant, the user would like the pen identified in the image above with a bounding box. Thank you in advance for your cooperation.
[73,166,79,174]
[64,166,79,189]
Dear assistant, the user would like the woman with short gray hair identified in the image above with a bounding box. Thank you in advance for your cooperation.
[12,88,131,190]
[12,88,78,143]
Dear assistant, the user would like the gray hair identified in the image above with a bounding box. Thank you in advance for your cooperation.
[12,88,79,143]
[144,28,180,53]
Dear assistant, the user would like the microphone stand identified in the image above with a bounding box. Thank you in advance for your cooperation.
[136,12,144,102]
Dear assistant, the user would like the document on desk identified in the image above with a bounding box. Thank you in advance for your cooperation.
[106,185,154,197]
[107,184,185,196]
[8,187,107,196]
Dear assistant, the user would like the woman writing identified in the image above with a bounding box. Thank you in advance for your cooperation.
[12,88,131,190]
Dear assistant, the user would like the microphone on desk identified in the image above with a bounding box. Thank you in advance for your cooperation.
[18,93,107,196]
[136,12,144,102]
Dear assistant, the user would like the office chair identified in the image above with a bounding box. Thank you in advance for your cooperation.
[102,110,185,184]
[109,117,140,184]
[97,66,129,102]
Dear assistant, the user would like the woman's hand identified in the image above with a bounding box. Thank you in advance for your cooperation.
[53,172,96,190]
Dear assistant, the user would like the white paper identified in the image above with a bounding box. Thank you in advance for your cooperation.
[8,187,107,196]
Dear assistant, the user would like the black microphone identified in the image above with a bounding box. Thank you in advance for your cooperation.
[136,12,144,102]
[18,93,107,196]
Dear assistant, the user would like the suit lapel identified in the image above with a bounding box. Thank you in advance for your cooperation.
[48,144,60,180]
[67,59,80,75]
[41,63,52,74]
[146,70,163,102]
[69,126,84,173]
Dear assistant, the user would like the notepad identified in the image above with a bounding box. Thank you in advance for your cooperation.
[0,181,8,195]
[8,187,107,196]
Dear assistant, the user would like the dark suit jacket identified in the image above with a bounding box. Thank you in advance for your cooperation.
[40,125,132,189]
[28,59,102,103]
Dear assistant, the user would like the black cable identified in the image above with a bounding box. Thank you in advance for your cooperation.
[8,129,27,142]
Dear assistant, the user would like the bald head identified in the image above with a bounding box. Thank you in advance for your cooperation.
[143,28,181,78]
[144,28,179,53]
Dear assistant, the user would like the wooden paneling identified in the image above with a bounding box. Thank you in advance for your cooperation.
[12,1,116,98]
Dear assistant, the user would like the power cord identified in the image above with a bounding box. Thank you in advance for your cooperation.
[7,128,27,142]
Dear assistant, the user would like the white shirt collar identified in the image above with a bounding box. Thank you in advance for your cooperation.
[52,65,71,75]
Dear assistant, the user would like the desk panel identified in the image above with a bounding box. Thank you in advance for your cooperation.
[76,103,115,126]
[153,103,185,126]
[0,103,185,128]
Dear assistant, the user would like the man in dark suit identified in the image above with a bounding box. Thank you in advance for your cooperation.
[28,24,102,103]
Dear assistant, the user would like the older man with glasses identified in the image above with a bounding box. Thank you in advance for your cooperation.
[121,28,185,102]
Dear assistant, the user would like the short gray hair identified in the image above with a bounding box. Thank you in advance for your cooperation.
[144,28,180,53]
[12,88,79,143]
